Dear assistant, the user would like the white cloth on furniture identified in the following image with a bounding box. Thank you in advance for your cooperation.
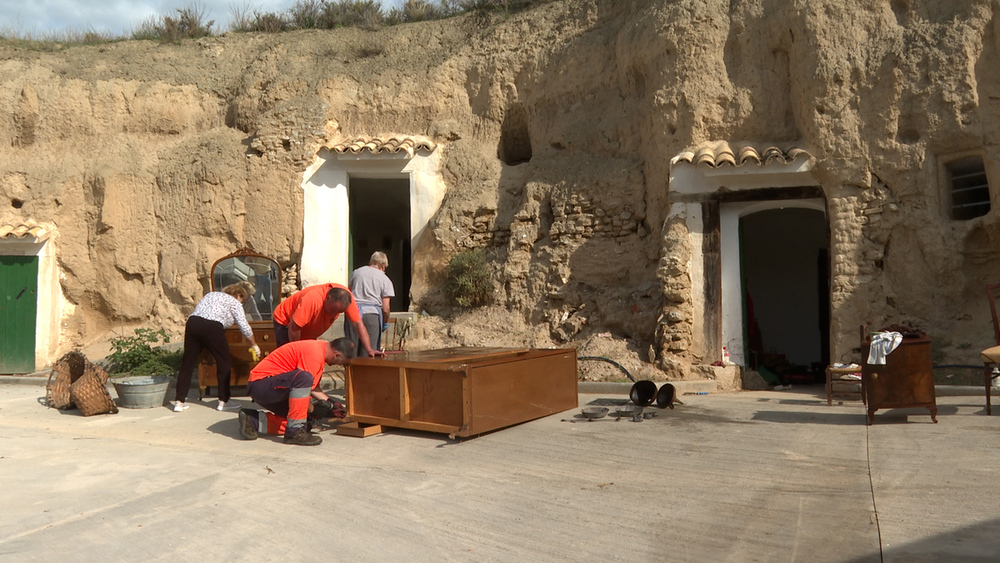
[867,332,903,365]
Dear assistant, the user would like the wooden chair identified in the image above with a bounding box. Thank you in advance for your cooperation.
[825,325,866,406]
[826,365,863,405]
[979,283,1000,414]
[382,316,412,351]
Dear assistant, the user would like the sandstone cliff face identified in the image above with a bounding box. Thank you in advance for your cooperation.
[2,0,999,377]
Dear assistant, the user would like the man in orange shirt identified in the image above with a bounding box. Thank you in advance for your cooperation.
[240,338,355,446]
[272,283,379,356]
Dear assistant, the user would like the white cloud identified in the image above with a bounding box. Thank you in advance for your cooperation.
[0,0,406,36]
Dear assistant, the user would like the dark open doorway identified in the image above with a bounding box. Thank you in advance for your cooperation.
[348,177,411,311]
[740,207,829,384]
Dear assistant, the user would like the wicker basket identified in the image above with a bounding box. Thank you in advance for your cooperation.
[70,368,118,416]
[46,351,90,409]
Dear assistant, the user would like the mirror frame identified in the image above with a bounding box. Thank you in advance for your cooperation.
[209,246,283,323]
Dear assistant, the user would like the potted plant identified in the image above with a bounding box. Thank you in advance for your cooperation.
[106,328,179,409]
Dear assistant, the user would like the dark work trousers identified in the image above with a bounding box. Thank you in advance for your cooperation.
[247,369,314,435]
[175,316,232,403]
[273,321,290,347]
[344,313,382,357]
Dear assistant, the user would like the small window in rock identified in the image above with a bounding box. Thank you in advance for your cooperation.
[946,156,990,220]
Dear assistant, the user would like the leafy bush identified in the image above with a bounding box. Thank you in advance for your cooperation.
[106,328,176,376]
[447,249,494,307]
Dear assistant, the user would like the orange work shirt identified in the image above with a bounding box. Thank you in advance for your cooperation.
[272,283,361,340]
[248,339,327,389]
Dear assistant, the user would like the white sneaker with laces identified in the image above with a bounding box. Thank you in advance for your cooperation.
[217,400,241,411]
[173,401,189,412]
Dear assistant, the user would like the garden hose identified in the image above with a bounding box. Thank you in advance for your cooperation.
[577,356,636,383]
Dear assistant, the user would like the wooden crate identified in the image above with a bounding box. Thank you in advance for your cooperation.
[345,347,578,438]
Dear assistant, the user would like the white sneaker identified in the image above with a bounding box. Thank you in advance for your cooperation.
[173,401,190,412]
[217,400,241,411]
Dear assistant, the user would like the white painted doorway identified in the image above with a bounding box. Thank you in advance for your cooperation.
[299,140,443,302]
[719,199,828,372]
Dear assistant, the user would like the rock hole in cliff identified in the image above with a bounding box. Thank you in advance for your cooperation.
[498,104,532,165]
[11,198,23,209]
[897,128,920,144]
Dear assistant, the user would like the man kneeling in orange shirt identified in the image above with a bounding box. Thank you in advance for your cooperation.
[239,338,355,446]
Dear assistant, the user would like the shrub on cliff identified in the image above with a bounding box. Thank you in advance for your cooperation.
[447,249,494,308]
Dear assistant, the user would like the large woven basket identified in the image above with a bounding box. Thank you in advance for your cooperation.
[70,368,118,416]
[46,351,89,409]
[46,351,115,415]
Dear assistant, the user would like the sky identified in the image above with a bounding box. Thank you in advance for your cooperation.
[0,0,408,37]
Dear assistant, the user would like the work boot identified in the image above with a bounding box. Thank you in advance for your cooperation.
[283,426,322,446]
[238,408,258,440]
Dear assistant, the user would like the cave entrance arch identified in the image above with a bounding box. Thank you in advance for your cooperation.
[728,202,829,383]
[348,177,411,311]
[667,141,825,373]
[299,137,440,318]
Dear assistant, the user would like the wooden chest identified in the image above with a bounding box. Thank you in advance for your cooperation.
[345,347,578,438]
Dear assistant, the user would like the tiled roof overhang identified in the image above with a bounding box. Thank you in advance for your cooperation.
[0,220,54,243]
[326,136,436,158]
[671,141,813,168]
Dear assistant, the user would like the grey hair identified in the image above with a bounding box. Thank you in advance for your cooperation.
[369,251,388,268]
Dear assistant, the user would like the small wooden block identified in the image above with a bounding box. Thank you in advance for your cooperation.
[336,421,382,438]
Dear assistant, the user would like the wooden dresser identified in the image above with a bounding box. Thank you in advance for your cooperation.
[862,335,937,425]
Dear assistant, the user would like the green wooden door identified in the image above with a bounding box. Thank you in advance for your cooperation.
[0,256,38,373]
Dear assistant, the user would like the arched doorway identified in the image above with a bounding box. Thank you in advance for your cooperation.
[737,206,829,383]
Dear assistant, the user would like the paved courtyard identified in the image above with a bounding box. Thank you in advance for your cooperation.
[0,381,997,562]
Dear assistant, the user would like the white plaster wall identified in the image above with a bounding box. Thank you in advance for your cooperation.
[299,149,445,289]
[301,166,350,286]
[0,237,62,371]
[670,156,815,195]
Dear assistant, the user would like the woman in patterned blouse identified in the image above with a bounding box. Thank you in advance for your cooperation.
[174,283,261,413]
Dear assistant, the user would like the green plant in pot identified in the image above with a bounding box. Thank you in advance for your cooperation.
[107,328,180,409]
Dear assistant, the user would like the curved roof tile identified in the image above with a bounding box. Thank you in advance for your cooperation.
[327,136,436,158]
[671,141,812,168]
[0,220,55,243]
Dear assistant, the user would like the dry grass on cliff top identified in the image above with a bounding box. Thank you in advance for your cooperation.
[0,0,549,48]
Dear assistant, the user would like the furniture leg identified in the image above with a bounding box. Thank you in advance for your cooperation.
[987,365,993,416]
[825,367,833,406]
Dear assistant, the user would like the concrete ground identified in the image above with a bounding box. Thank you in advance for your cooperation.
[0,380,998,562]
